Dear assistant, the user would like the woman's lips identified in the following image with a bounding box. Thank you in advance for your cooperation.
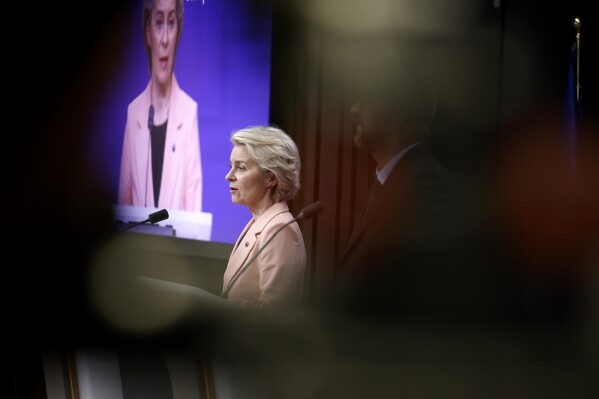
[159,56,169,69]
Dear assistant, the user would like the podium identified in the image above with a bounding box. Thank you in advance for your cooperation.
[113,204,213,241]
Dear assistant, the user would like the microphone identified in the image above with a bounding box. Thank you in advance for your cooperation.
[145,105,154,207]
[296,201,324,220]
[221,201,324,299]
[148,104,155,130]
[148,208,169,224]
[119,209,169,233]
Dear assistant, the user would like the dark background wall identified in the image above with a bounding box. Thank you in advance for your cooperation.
[269,0,599,313]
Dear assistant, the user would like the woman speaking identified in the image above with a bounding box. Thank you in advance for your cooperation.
[222,126,306,307]
[118,0,203,212]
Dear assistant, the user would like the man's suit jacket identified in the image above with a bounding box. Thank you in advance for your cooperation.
[335,141,460,315]
[118,75,203,211]
[223,201,306,306]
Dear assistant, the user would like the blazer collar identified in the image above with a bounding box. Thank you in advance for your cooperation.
[224,201,291,287]
[139,75,183,129]
[251,200,290,234]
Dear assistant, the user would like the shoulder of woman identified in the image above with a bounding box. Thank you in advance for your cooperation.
[173,86,198,111]
[127,89,149,115]
[261,211,301,239]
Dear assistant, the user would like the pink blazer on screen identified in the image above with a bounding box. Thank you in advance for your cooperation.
[222,201,306,306]
[118,75,203,211]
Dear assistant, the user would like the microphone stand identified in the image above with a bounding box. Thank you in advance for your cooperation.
[573,17,581,106]
[119,209,169,233]
[120,219,153,233]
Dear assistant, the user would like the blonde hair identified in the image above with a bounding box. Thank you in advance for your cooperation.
[231,126,301,203]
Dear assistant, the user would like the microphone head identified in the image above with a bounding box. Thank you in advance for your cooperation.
[148,209,169,224]
[148,105,155,130]
[297,201,324,220]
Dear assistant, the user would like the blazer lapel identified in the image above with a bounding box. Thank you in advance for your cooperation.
[223,218,259,286]
[223,201,289,289]
[340,142,429,264]
[157,76,183,208]
[134,82,154,207]
[342,178,391,260]
[223,201,291,289]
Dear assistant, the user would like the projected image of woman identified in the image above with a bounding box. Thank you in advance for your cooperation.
[118,0,202,211]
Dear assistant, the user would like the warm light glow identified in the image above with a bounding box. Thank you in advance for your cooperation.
[89,234,195,333]
[301,0,481,37]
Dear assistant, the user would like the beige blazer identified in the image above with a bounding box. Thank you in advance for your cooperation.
[222,201,306,306]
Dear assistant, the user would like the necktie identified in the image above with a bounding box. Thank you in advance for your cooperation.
[344,176,383,253]
[365,177,382,215]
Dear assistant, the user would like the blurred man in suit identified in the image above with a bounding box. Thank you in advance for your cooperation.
[334,42,463,319]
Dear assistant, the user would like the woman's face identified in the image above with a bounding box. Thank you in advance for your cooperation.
[147,0,178,87]
[226,145,272,210]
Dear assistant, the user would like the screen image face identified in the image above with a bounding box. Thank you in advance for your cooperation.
[88,0,272,244]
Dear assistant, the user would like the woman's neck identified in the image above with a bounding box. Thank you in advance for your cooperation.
[151,77,172,124]
[249,196,275,220]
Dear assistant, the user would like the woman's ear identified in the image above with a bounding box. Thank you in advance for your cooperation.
[268,173,277,188]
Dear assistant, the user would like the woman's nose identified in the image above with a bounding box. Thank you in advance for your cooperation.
[161,26,169,46]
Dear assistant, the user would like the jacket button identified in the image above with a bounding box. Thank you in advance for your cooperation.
[245,242,249,247]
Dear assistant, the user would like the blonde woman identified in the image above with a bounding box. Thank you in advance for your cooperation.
[222,126,306,307]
